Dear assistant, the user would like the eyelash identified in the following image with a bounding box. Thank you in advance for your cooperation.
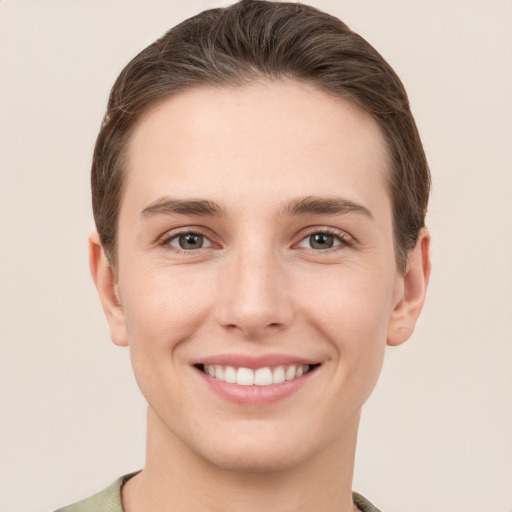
[158,227,354,254]
[295,227,354,252]
[159,228,215,254]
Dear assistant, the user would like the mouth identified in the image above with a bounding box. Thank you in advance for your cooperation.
[195,363,320,386]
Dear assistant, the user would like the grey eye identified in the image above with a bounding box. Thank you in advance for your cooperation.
[297,232,345,251]
[309,233,335,249]
[169,233,208,250]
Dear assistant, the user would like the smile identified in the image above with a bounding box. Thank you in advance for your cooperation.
[198,364,314,386]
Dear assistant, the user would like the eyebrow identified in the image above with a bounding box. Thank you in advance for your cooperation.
[140,195,372,220]
[281,195,373,218]
[140,197,225,219]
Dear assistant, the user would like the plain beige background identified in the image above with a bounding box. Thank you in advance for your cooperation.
[1,1,511,511]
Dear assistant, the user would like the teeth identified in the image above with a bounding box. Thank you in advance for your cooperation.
[215,365,224,380]
[237,367,254,386]
[285,365,296,381]
[224,366,237,383]
[202,364,312,386]
[254,367,273,386]
[272,366,285,384]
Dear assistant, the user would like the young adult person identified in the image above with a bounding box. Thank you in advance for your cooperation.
[56,1,431,511]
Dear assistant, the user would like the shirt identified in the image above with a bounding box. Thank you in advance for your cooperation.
[55,473,382,512]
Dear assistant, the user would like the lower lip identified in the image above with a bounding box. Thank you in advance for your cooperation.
[195,367,316,405]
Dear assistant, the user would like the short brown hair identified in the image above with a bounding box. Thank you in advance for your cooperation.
[92,0,430,272]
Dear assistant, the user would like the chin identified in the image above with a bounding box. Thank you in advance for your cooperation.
[196,438,308,474]
[184,415,350,475]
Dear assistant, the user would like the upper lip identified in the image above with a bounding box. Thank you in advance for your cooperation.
[192,353,320,369]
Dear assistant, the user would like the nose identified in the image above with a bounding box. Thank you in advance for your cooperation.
[215,244,294,339]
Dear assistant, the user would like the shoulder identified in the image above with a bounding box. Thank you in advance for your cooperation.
[54,473,139,512]
[353,491,383,512]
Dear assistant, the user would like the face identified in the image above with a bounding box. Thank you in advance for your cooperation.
[94,80,426,473]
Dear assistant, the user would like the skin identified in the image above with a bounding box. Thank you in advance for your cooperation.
[90,80,430,512]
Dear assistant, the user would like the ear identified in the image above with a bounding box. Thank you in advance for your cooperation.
[89,232,128,347]
[387,228,431,346]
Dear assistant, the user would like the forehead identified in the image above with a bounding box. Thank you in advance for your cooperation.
[123,80,390,217]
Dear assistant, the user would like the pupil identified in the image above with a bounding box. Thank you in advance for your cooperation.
[311,233,334,249]
[179,233,203,249]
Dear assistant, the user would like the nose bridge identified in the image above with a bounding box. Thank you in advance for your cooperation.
[216,238,292,337]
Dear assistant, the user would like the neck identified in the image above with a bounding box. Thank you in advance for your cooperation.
[123,407,360,512]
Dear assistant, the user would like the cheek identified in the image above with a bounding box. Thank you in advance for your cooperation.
[303,265,394,340]
[119,267,215,409]
[300,266,394,391]
[120,265,213,350]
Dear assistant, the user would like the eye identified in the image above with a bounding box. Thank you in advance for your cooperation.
[167,232,212,250]
[296,230,352,251]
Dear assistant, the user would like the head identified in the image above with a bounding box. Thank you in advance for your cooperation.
[92,0,430,274]
[89,0,431,475]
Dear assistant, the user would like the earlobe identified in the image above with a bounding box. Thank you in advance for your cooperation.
[88,233,128,347]
[387,228,431,346]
